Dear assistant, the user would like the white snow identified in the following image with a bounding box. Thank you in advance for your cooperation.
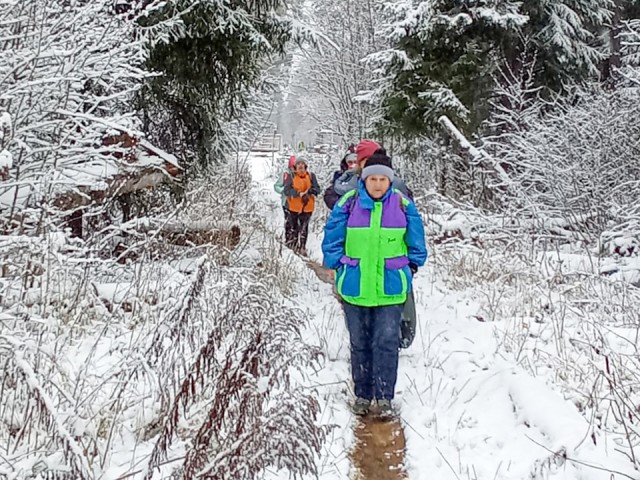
[0,148,11,170]
[139,139,180,168]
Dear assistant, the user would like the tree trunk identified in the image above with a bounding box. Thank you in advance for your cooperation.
[603,0,622,82]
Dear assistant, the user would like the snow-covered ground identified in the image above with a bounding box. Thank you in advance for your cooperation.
[248,152,638,480]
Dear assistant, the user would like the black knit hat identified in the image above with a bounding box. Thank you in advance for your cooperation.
[361,149,394,181]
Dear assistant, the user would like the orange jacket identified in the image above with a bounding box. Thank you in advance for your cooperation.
[285,172,319,213]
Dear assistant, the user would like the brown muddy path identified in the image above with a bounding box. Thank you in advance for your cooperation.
[352,416,408,480]
[304,259,410,480]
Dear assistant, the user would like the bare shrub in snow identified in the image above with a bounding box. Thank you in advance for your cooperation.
[0,1,149,220]
[484,84,640,246]
[143,272,326,479]
[1,241,327,478]
[0,2,330,479]
[0,144,327,478]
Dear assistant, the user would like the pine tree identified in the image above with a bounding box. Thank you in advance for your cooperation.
[137,0,293,168]
[374,0,613,139]
[376,0,527,137]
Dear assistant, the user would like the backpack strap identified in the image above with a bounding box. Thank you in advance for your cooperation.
[393,188,408,212]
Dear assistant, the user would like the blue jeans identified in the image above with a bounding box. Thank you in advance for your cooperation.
[343,302,403,400]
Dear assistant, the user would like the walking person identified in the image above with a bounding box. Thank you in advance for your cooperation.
[274,155,296,246]
[321,149,427,416]
[323,151,358,210]
[334,139,413,199]
[283,157,321,256]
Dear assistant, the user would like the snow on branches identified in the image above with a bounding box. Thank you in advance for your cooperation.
[294,0,384,142]
[484,82,640,249]
[0,112,11,180]
[0,0,157,218]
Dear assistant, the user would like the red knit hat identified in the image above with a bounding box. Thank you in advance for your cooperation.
[356,140,381,163]
[288,155,296,169]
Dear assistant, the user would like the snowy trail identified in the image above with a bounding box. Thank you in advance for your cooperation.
[247,152,635,480]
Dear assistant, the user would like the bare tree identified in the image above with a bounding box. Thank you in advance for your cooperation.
[293,0,385,143]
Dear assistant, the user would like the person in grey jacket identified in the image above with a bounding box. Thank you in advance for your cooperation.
[333,140,413,200]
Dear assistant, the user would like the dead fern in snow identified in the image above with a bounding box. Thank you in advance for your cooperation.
[143,278,326,480]
[0,337,93,479]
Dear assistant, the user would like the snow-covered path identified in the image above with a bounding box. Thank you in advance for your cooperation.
[247,152,636,480]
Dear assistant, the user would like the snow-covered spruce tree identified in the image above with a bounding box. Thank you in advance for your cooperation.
[371,0,527,138]
[517,0,613,91]
[619,13,640,76]
[136,0,293,169]
[372,0,613,139]
[599,0,640,79]
[357,0,526,207]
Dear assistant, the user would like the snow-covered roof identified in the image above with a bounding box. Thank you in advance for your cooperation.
[139,139,180,169]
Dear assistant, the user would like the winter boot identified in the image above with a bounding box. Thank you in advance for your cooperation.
[375,399,393,418]
[351,397,371,416]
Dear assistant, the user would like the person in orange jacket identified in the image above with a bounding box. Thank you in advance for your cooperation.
[283,157,321,256]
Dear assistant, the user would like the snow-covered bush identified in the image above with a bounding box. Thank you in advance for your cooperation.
[0,0,150,231]
[0,186,328,479]
[482,84,640,248]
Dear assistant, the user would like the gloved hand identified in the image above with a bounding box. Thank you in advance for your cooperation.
[301,193,310,206]
[409,263,418,275]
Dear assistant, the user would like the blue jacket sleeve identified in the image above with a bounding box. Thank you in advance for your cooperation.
[404,201,428,267]
[321,202,350,269]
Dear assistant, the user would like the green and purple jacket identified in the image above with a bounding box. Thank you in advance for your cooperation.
[321,182,428,307]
